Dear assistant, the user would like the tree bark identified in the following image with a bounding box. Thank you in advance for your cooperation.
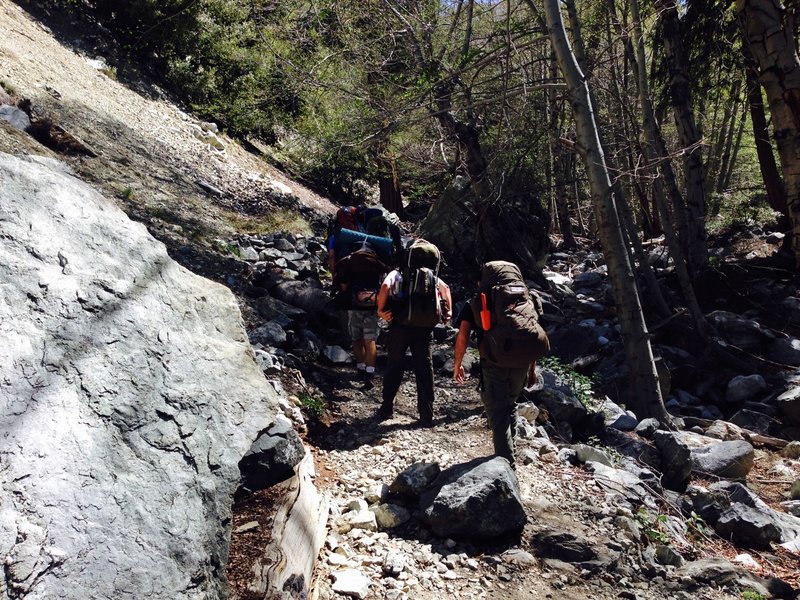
[544,0,670,423]
[739,0,800,263]
[630,0,704,330]
[657,0,708,276]
[742,41,789,222]
[377,158,405,218]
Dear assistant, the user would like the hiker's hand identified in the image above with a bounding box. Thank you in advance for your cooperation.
[378,308,392,323]
[454,364,465,384]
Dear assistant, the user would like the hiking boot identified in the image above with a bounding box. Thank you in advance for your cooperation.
[375,404,393,421]
[416,417,434,428]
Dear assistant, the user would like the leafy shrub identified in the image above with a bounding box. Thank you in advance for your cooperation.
[539,356,601,410]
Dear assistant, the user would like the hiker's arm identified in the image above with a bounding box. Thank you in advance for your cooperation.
[528,361,538,386]
[453,320,471,383]
[377,282,392,322]
[438,280,453,321]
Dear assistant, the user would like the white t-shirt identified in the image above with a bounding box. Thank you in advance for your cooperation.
[382,269,449,298]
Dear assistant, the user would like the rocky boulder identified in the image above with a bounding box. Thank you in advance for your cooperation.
[419,457,526,539]
[238,414,306,492]
[691,440,754,479]
[0,154,284,599]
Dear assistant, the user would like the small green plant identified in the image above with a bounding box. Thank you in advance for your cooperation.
[211,239,242,257]
[539,356,600,409]
[686,510,707,542]
[741,590,765,600]
[635,508,672,544]
[298,392,325,418]
[120,186,135,200]
[586,435,622,464]
[100,66,118,80]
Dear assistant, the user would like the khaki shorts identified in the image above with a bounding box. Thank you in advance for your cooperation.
[348,310,379,341]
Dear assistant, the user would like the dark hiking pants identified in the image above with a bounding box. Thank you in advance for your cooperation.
[381,325,434,422]
[480,363,528,464]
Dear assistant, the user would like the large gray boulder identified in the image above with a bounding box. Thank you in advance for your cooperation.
[653,431,692,492]
[0,154,286,599]
[691,440,754,479]
[419,457,526,539]
[686,482,800,549]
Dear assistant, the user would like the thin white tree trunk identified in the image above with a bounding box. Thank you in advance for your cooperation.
[543,0,670,422]
[738,0,800,265]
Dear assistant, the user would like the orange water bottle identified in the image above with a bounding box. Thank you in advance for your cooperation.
[480,293,491,330]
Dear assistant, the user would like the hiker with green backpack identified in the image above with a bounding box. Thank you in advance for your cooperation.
[376,239,452,427]
[453,261,550,465]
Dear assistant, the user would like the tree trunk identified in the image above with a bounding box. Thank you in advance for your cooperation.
[631,0,708,336]
[720,101,748,193]
[743,42,789,222]
[657,0,708,276]
[544,0,670,423]
[377,158,405,219]
[739,0,800,263]
[714,79,742,195]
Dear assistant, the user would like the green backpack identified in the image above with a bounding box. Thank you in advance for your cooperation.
[397,239,441,328]
[470,260,549,368]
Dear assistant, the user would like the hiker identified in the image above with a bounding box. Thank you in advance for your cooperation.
[333,243,389,386]
[327,205,396,354]
[376,239,452,426]
[453,261,550,464]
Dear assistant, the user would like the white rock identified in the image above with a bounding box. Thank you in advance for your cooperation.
[733,553,759,569]
[383,551,407,576]
[517,402,540,424]
[331,569,370,599]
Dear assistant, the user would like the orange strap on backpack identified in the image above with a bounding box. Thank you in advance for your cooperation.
[480,293,491,330]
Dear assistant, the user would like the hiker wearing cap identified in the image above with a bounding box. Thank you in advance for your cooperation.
[453,261,549,464]
[376,239,452,427]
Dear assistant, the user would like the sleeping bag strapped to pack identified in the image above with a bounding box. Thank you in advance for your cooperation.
[336,228,395,263]
[470,260,549,368]
[393,239,441,328]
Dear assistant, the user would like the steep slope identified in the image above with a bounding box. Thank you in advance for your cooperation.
[0,0,335,281]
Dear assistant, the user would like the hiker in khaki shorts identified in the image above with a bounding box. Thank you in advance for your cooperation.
[453,261,549,465]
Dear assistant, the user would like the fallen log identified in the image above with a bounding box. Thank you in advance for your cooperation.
[247,452,329,599]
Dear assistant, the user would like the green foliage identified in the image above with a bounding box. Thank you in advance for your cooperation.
[740,591,765,600]
[635,508,672,545]
[44,0,304,140]
[298,392,325,418]
[539,356,601,410]
[707,191,781,234]
[587,435,622,464]
[211,239,241,257]
[686,510,707,544]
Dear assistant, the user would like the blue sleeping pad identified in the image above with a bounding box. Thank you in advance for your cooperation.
[336,228,394,260]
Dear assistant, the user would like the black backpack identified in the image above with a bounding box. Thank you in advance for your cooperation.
[334,244,388,310]
[470,261,549,368]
